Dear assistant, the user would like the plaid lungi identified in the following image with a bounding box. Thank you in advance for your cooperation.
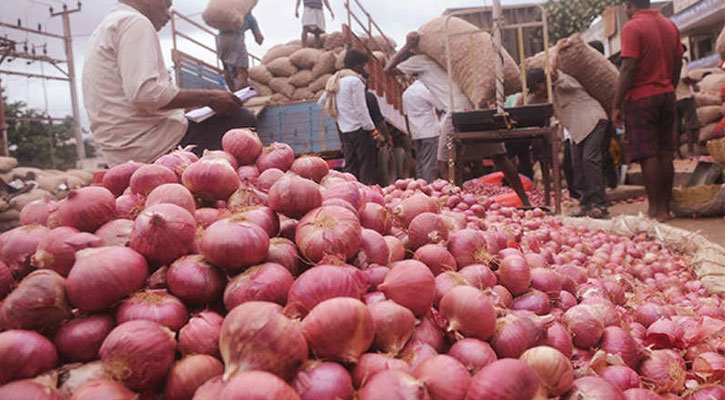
[623,92,676,162]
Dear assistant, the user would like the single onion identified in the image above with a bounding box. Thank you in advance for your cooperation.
[352,353,411,388]
[448,229,494,267]
[684,386,725,400]
[363,266,390,292]
[623,388,663,400]
[634,303,667,328]
[379,260,435,316]
[182,158,241,201]
[292,361,354,400]
[129,164,177,196]
[434,271,470,307]
[359,370,430,400]
[644,318,684,349]
[322,182,365,213]
[600,326,643,369]
[237,165,260,182]
[543,322,573,358]
[94,219,134,247]
[408,212,448,250]
[227,184,268,210]
[295,206,362,263]
[54,314,114,362]
[529,268,562,297]
[178,311,223,357]
[256,142,295,172]
[440,286,496,340]
[458,264,497,290]
[385,235,406,263]
[116,289,189,331]
[565,377,625,400]
[130,203,196,265]
[224,263,294,310]
[265,237,299,275]
[220,301,307,381]
[222,128,263,165]
[290,156,330,183]
[102,161,144,196]
[356,228,390,268]
[487,285,514,309]
[638,349,686,393]
[164,355,224,400]
[0,269,70,333]
[448,338,497,375]
[234,206,280,237]
[279,217,298,240]
[692,351,725,382]
[599,365,641,391]
[146,183,196,214]
[70,379,137,400]
[0,329,58,383]
[369,300,416,355]
[66,247,148,312]
[256,168,286,192]
[0,261,12,299]
[191,376,225,400]
[364,291,387,305]
[557,290,577,311]
[360,203,392,235]
[115,194,145,219]
[220,370,300,400]
[465,359,543,400]
[412,314,445,352]
[32,227,103,276]
[413,355,470,400]
[268,175,322,219]
[498,255,531,296]
[19,198,55,226]
[167,255,225,306]
[393,192,438,227]
[490,311,546,358]
[301,297,374,363]
[512,290,550,315]
[415,245,457,276]
[200,218,269,272]
[563,304,605,348]
[520,346,573,396]
[50,186,116,232]
[0,378,64,400]
[154,147,198,178]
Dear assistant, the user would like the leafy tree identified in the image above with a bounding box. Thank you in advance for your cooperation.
[543,0,618,42]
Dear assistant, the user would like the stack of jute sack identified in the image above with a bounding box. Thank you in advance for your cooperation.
[717,26,725,63]
[248,32,395,103]
[687,68,725,147]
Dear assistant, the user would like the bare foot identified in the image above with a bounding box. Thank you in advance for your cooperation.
[655,212,671,223]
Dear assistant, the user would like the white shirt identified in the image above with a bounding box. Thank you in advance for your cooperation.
[82,4,187,166]
[334,76,375,133]
[403,81,441,140]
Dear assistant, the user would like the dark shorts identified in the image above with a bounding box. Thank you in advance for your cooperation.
[624,92,676,162]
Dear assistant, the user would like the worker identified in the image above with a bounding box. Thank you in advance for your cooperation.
[365,87,394,186]
[319,49,381,184]
[295,0,334,49]
[82,0,256,166]
[216,11,264,91]
[675,45,700,157]
[613,0,683,222]
[504,93,535,180]
[403,77,442,183]
[588,40,619,189]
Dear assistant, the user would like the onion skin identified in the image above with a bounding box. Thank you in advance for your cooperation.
[130,164,178,196]
[623,388,663,400]
[385,235,406,263]
[511,290,550,315]
[191,376,225,400]
[220,370,300,400]
[268,176,322,219]
[379,260,436,316]
[222,128,263,165]
[290,156,330,183]
[439,286,496,341]
[292,361,354,400]
[408,212,449,250]
[224,262,294,310]
[363,266,390,292]
[356,228,390,268]
[234,206,280,238]
[227,183,268,210]
[599,365,641,391]
[600,326,644,370]
[0,329,58,383]
[130,203,197,266]
[295,206,362,263]
[359,370,431,400]
[564,377,626,400]
[237,165,260,182]
[411,313,445,352]
[220,301,307,381]
[563,304,605,349]
[70,379,137,400]
[256,142,295,172]
[300,298,374,364]
[448,229,493,267]
[447,338,497,375]
[415,245,457,276]
[264,237,299,275]
[256,168,286,192]
[638,349,686,393]
[154,148,197,178]
[182,158,241,201]
[369,300,416,355]
[352,353,411,388]
[164,355,224,400]
[543,322,573,359]
[200,218,269,272]
[66,246,148,312]
[498,255,532,296]
[95,219,134,247]
[520,346,574,396]
[400,340,439,371]
[19,198,55,226]
[0,269,70,334]
[167,255,225,306]
[32,228,104,277]
[684,386,725,400]
[146,183,196,214]
[0,379,65,400]
[58,362,111,397]
[465,358,543,400]
[178,311,223,358]
[116,289,189,332]
[103,161,144,196]
[413,355,470,400]
[458,264,497,290]
[393,192,438,228]
[54,314,115,362]
[99,320,177,391]
[360,203,392,235]
[692,351,725,382]
[490,311,545,359]
[1,224,50,277]
[285,264,364,317]
[434,272,470,307]
[322,182,365,213]
[0,261,12,299]
[529,268,562,297]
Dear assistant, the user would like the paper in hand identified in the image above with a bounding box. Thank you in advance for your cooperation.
[185,87,258,123]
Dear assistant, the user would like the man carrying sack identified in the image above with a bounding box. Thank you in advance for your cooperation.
[216,13,264,91]
[613,0,683,222]
[295,0,334,49]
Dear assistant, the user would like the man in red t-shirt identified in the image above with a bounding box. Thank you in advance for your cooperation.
[612,0,683,222]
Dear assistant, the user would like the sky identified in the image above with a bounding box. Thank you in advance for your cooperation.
[0,0,541,132]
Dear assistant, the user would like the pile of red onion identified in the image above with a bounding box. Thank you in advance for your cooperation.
[2,127,723,399]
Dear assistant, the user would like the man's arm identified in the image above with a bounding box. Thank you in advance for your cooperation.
[612,57,638,125]
[385,32,420,74]
[672,56,683,88]
[248,15,264,45]
[162,89,243,114]
[322,0,334,19]
[295,0,301,18]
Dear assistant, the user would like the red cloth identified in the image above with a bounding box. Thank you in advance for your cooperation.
[620,9,683,101]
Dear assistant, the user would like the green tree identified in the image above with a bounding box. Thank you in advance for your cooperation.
[543,0,617,42]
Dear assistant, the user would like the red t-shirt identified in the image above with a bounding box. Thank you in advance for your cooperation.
[620,9,683,101]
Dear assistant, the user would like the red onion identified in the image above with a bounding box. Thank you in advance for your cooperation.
[639,349,686,393]
[178,311,223,357]
[94,219,134,247]
[498,255,531,296]
[563,304,605,348]
[520,346,573,396]
[0,269,70,333]
[66,246,148,311]
[448,229,493,267]
[164,355,224,400]
[279,217,298,240]
[290,156,330,183]
[415,245,457,276]
[356,228,390,267]
[322,182,365,213]
[385,235,406,263]
[19,198,55,226]
[369,300,416,355]
[448,338,497,375]
[399,340,438,371]
[295,206,362,263]
[408,212,448,250]
[182,158,241,201]
[220,370,300,400]
[256,168,286,192]
[693,352,725,382]
[393,192,438,227]
[222,128,263,165]
[359,370,430,400]
[414,355,470,400]
[154,147,198,178]
[103,161,144,196]
[644,318,684,349]
[70,379,137,400]
[293,361,354,400]
[379,260,435,316]
[237,165,259,182]
[256,142,295,172]
[200,218,269,272]
[360,203,392,235]
[54,314,114,362]
[32,228,103,277]
[543,322,573,358]
[129,164,177,196]
[301,297,374,363]
[167,255,224,306]
[227,184,268,211]
[116,289,189,331]
[265,237,299,275]
[234,206,280,237]
[557,290,577,311]
[599,365,641,391]
[220,301,307,381]
[565,377,625,400]
[0,378,64,400]
[465,359,543,400]
[200,150,237,171]
[600,326,643,369]
[440,286,496,340]
[0,329,58,383]
[363,266,390,291]
[634,303,667,328]
[364,291,387,304]
[194,208,230,229]
[286,264,365,317]
[412,314,445,352]
[0,261,12,299]
[529,268,562,297]
[352,353,411,388]
[191,376,225,400]
[146,183,196,214]
[50,186,116,232]
[130,203,196,265]
[224,262,294,309]
[490,311,547,358]
[435,271,470,306]
[623,388,663,400]
[268,175,322,219]
[512,290,550,315]
[458,264,497,289]
[115,194,145,219]
[684,386,725,400]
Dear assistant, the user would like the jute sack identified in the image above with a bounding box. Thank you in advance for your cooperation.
[269,78,295,98]
[699,122,722,143]
[292,88,315,101]
[249,65,273,85]
[0,209,19,223]
[271,93,291,103]
[65,169,93,186]
[261,44,300,65]
[694,92,723,107]
[717,26,725,61]
[418,16,521,108]
[699,73,725,94]
[324,32,346,50]
[697,106,723,126]
[266,57,298,78]
[335,50,347,70]
[503,51,522,96]
[202,0,258,31]
[525,48,558,72]
[289,70,314,88]
[557,34,619,116]
[688,68,724,82]
[671,184,725,218]
[311,51,336,78]
[366,35,396,53]
[290,48,322,70]
[10,188,52,211]
[310,74,332,93]
[0,157,17,173]
[250,80,273,96]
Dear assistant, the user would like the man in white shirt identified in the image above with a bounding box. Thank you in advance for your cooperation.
[83,0,254,166]
[403,79,441,182]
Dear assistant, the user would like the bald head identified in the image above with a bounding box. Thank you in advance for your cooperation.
[121,0,172,31]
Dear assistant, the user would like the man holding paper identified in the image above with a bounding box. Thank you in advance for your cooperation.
[82,0,256,166]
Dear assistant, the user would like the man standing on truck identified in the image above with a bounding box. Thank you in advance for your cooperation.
[216,12,264,91]
[612,0,683,222]
[295,0,334,49]
[83,0,256,166]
